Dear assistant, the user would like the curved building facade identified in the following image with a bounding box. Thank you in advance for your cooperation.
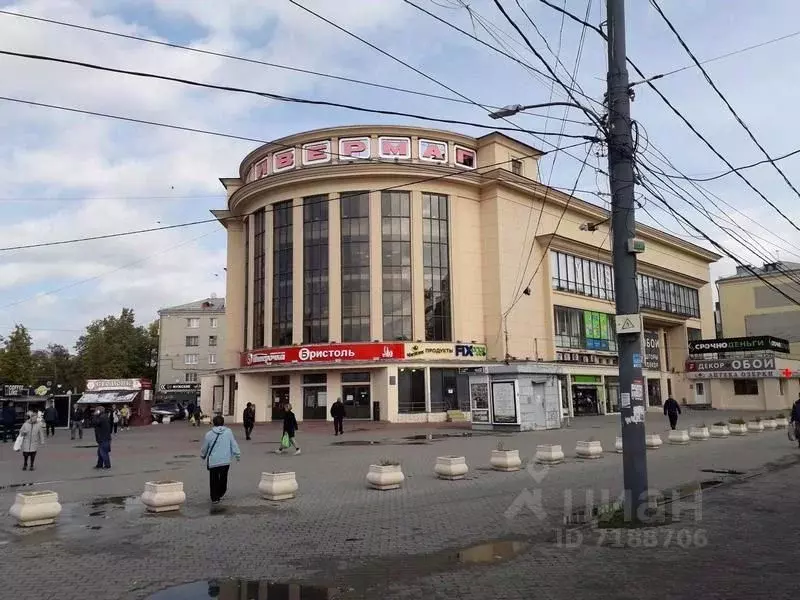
[208,125,720,424]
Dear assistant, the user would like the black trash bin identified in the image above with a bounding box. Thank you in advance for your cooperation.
[372,401,380,422]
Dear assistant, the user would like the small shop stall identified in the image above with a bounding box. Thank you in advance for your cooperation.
[76,378,153,426]
[468,363,563,431]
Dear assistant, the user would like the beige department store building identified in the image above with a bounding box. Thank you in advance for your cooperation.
[205,125,720,424]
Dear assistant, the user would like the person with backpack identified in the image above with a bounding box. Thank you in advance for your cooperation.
[199,415,241,504]
[276,404,300,455]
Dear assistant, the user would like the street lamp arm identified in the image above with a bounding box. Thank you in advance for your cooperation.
[488,102,593,119]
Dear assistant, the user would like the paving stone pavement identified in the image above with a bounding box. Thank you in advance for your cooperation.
[0,410,796,599]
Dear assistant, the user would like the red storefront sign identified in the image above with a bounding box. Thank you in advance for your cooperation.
[241,342,406,367]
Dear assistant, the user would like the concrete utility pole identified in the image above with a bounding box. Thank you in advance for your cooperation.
[606,0,649,519]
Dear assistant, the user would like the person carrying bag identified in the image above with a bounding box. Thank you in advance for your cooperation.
[199,415,241,504]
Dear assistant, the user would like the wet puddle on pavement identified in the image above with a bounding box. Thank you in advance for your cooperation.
[331,440,381,446]
[147,579,332,599]
[457,540,529,564]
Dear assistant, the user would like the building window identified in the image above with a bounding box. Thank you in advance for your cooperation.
[381,191,412,341]
[252,207,266,348]
[187,318,200,329]
[243,215,249,348]
[551,251,615,301]
[429,368,458,412]
[422,193,451,341]
[637,273,699,318]
[185,372,198,383]
[184,354,199,365]
[511,158,522,176]
[341,191,370,342]
[209,354,217,365]
[210,317,218,329]
[208,335,217,347]
[733,379,759,395]
[398,368,426,413]
[554,306,617,352]
[687,327,702,342]
[303,195,329,344]
[185,336,199,347]
[272,200,293,346]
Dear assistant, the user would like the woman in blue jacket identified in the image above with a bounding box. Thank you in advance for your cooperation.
[200,415,241,504]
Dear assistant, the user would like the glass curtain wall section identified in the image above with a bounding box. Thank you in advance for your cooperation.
[252,208,266,349]
[303,195,329,344]
[381,191,412,341]
[422,193,451,341]
[340,191,370,342]
[272,200,293,346]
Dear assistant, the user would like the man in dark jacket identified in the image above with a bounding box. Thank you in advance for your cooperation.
[790,395,800,448]
[278,404,300,455]
[44,402,58,437]
[663,396,681,430]
[330,398,345,436]
[2,401,17,442]
[93,407,112,469]
[242,402,256,440]
[70,403,84,440]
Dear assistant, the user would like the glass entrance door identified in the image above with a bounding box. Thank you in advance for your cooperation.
[342,385,371,419]
[272,387,289,420]
[303,386,327,420]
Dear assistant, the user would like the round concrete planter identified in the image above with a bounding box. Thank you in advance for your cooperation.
[258,472,298,500]
[763,419,777,430]
[747,421,764,433]
[710,425,730,438]
[534,444,565,465]
[668,430,690,445]
[645,434,663,449]
[615,437,623,453]
[141,480,186,513]
[490,449,522,471]
[435,456,469,480]
[728,423,748,436]
[775,417,789,429]
[575,440,603,459]
[9,491,62,527]
[689,426,710,441]
[366,464,405,490]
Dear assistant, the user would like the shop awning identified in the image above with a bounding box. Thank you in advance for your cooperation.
[76,391,137,405]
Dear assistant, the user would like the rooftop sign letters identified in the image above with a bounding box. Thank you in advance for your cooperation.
[688,336,790,355]
[245,135,478,184]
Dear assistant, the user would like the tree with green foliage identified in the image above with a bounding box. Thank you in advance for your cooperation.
[76,308,156,380]
[31,343,83,393]
[0,324,33,384]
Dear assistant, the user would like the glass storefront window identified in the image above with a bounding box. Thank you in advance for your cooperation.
[272,200,293,346]
[422,193,451,341]
[303,195,329,344]
[341,192,370,342]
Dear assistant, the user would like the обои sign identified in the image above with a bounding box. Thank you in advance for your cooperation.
[86,379,144,391]
[242,342,406,367]
[245,135,478,184]
[688,336,790,354]
[686,357,776,372]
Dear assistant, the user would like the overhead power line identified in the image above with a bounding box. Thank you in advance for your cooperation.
[0,50,597,141]
[0,9,590,125]
[0,139,591,252]
[649,0,800,217]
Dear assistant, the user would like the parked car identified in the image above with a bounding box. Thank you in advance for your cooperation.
[150,402,186,423]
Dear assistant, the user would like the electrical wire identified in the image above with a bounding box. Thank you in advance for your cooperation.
[649,0,800,218]
[0,139,592,252]
[0,8,591,126]
[0,50,597,141]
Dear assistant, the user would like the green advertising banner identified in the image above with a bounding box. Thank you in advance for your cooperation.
[584,311,595,339]
[591,312,601,340]
[599,313,609,339]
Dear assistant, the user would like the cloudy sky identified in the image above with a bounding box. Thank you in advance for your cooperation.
[0,0,798,349]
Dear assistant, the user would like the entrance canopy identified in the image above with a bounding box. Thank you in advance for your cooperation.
[76,391,137,405]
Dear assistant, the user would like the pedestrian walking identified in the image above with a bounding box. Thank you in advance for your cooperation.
[330,397,345,436]
[663,396,681,430]
[43,402,58,437]
[93,407,112,469]
[199,415,241,504]
[2,401,17,443]
[17,412,45,471]
[70,404,84,440]
[277,404,300,455]
[790,394,800,448]
[111,405,121,435]
[242,402,255,440]
[120,405,130,430]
